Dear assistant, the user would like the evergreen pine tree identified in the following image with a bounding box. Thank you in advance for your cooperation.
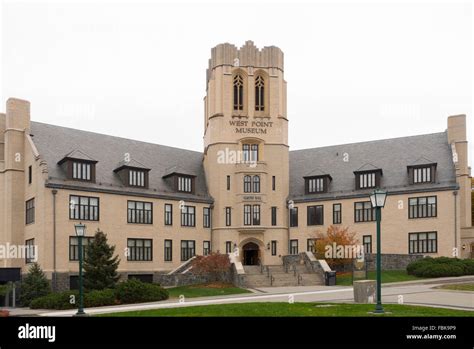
[19,263,51,307]
[83,229,120,290]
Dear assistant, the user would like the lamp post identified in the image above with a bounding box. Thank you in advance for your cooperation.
[74,222,87,316]
[369,189,387,314]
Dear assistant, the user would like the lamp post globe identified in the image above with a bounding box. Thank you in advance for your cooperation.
[74,222,87,317]
[370,189,387,314]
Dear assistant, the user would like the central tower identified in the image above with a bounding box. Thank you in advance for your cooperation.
[203,41,289,265]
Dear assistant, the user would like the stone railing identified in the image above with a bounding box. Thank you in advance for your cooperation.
[364,253,424,271]
[282,252,329,279]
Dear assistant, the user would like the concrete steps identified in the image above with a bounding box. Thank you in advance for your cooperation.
[242,264,324,288]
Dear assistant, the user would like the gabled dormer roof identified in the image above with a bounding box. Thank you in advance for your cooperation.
[353,163,382,174]
[303,168,332,181]
[162,165,197,178]
[407,156,437,168]
[57,149,98,165]
[113,159,150,173]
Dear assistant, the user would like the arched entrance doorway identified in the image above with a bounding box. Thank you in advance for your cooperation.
[242,242,260,265]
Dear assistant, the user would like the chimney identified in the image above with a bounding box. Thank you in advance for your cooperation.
[447,114,472,229]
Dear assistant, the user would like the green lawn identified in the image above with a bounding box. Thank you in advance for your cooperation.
[99,302,473,317]
[166,283,251,299]
[336,270,424,286]
[438,283,474,292]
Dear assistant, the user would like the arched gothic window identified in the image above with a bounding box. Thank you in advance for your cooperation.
[255,76,265,111]
[233,75,244,111]
[244,175,252,193]
[252,175,260,193]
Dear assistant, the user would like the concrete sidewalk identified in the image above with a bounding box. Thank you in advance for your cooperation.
[4,277,473,317]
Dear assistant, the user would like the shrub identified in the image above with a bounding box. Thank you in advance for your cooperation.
[30,280,168,309]
[115,279,169,304]
[30,291,77,310]
[192,253,231,281]
[85,289,117,307]
[19,263,51,307]
[407,257,474,278]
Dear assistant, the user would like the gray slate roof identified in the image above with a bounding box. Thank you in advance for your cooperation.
[289,132,458,201]
[30,122,458,203]
[30,122,212,202]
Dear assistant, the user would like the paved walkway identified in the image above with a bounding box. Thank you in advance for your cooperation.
[5,277,473,317]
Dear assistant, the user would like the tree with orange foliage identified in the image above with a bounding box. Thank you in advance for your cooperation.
[191,253,231,282]
[314,225,360,269]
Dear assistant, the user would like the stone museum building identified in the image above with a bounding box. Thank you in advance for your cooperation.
[0,41,473,289]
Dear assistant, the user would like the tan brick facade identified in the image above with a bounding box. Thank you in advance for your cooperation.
[0,41,472,289]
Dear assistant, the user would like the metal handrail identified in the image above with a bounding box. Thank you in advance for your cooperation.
[293,265,297,276]
[270,275,275,286]
[266,266,270,277]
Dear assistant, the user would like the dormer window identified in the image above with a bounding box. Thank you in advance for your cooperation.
[72,161,93,181]
[407,160,436,185]
[58,150,97,183]
[162,168,196,194]
[304,175,331,194]
[129,169,146,187]
[114,160,150,189]
[409,165,436,184]
[354,169,382,190]
[178,176,193,193]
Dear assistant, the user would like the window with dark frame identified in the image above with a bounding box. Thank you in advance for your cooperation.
[307,177,324,193]
[290,207,298,227]
[69,195,99,221]
[180,205,196,227]
[127,201,153,224]
[164,240,172,261]
[252,205,260,225]
[26,198,35,224]
[181,240,195,261]
[226,241,233,254]
[233,74,244,111]
[25,238,35,264]
[72,161,92,181]
[413,166,432,184]
[333,203,342,224]
[409,232,437,254]
[363,235,372,254]
[203,241,211,256]
[357,171,377,189]
[69,236,94,261]
[271,240,277,256]
[127,238,153,261]
[255,75,265,111]
[307,205,324,226]
[354,201,375,222]
[409,196,437,219]
[244,175,251,193]
[203,207,211,228]
[164,204,173,225]
[28,165,32,184]
[177,176,192,193]
[243,144,259,162]
[289,239,298,255]
[271,206,277,226]
[250,144,259,162]
[307,238,317,253]
[129,169,146,187]
[252,175,260,193]
[227,175,231,190]
[272,176,276,191]
[225,207,232,226]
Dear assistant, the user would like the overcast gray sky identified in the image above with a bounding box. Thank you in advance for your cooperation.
[1,0,473,165]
